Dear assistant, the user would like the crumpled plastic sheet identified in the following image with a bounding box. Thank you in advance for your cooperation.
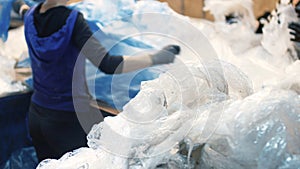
[34,60,250,168]
[35,57,300,169]
[199,0,299,92]
[0,52,26,95]
[1,147,38,169]
[0,26,28,95]
[0,0,14,42]
[261,2,299,60]
[276,61,300,94]
[197,89,300,169]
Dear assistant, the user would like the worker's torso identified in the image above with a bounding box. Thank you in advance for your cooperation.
[24,4,90,112]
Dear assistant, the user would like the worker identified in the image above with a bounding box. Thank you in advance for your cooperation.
[14,0,180,162]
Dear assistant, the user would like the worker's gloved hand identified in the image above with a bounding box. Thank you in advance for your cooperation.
[151,45,180,65]
[288,22,300,42]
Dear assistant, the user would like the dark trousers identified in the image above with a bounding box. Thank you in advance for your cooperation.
[28,102,88,162]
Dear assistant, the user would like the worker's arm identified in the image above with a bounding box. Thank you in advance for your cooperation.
[73,13,180,74]
[80,36,179,74]
[121,45,180,73]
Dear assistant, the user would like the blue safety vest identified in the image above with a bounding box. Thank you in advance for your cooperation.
[24,5,91,112]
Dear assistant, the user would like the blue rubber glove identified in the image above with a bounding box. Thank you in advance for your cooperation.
[151,45,180,65]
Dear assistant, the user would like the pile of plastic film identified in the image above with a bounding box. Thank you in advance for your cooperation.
[37,59,299,169]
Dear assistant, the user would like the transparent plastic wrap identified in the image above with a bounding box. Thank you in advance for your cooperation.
[201,0,298,92]
[0,52,16,93]
[0,0,13,42]
[35,65,300,169]
[276,60,300,94]
[0,51,26,95]
[261,1,299,62]
[209,61,253,99]
[87,64,217,154]
[2,26,28,60]
[2,147,38,169]
[0,26,28,95]
[197,89,300,169]
[37,148,128,169]
[39,60,231,168]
